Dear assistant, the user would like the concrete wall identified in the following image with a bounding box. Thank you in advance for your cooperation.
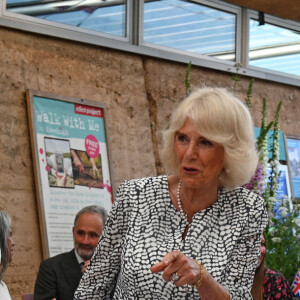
[0,26,299,299]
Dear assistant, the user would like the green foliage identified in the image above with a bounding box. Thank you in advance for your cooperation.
[263,102,300,284]
[265,198,300,284]
[231,63,243,94]
[256,98,273,153]
[266,101,282,199]
[231,65,300,285]
[245,78,254,109]
[185,61,192,96]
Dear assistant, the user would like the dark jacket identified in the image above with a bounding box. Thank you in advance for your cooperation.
[34,249,82,300]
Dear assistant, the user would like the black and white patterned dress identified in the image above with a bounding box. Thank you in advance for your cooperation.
[74,176,268,300]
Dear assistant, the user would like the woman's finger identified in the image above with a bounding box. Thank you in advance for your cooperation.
[150,261,168,273]
[173,259,203,287]
[162,253,190,282]
[172,269,198,287]
[151,251,203,287]
[150,251,181,274]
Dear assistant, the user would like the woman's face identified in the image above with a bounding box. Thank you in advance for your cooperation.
[174,118,225,189]
[7,227,14,263]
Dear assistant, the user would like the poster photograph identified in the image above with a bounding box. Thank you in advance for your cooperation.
[71,149,103,188]
[268,164,292,219]
[286,136,300,199]
[275,164,291,200]
[27,90,114,258]
[44,137,75,188]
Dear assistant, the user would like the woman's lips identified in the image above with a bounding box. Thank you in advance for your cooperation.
[183,166,199,173]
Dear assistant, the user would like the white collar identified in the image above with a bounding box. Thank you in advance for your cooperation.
[74,249,85,264]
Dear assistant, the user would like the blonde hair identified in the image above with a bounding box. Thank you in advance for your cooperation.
[160,87,258,189]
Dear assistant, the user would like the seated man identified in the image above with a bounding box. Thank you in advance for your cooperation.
[34,205,107,300]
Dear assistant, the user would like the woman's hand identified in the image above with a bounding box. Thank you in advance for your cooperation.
[90,158,99,179]
[150,251,202,287]
[71,150,85,173]
[151,251,230,300]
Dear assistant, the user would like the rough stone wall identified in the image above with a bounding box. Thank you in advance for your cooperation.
[0,27,299,299]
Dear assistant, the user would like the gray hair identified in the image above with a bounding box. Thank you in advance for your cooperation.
[0,211,11,280]
[160,87,258,189]
[74,205,108,226]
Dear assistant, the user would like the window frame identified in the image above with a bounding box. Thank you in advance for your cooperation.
[0,0,299,87]
[246,9,300,85]
[0,0,132,47]
[139,0,242,62]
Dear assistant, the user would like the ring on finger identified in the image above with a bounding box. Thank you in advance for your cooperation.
[171,273,180,282]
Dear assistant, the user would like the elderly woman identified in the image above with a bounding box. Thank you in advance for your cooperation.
[74,87,268,299]
[0,211,14,300]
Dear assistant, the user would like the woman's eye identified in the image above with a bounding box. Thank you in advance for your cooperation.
[199,139,213,146]
[177,134,187,142]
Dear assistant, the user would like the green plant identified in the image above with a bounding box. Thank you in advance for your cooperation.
[185,61,192,96]
[243,80,300,285]
[265,197,300,284]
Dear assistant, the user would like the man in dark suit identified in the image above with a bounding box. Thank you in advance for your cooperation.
[34,205,107,300]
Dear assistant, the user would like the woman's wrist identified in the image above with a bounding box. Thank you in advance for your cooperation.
[191,260,204,289]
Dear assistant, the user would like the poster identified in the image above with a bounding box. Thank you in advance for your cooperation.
[254,127,286,161]
[268,164,292,219]
[286,137,300,199]
[27,90,114,258]
[275,164,291,200]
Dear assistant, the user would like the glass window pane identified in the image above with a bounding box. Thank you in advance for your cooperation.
[143,0,236,61]
[249,19,300,76]
[6,0,127,37]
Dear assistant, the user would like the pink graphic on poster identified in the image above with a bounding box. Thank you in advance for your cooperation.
[85,135,100,158]
[94,180,113,203]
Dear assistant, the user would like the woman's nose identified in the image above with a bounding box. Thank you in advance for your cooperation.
[185,142,198,158]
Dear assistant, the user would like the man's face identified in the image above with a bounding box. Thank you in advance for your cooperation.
[73,212,104,261]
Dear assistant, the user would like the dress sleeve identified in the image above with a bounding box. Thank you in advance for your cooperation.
[74,180,132,300]
[222,191,269,299]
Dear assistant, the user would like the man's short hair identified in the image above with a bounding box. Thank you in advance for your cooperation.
[74,205,108,226]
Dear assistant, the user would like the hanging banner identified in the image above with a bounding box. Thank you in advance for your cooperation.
[27,90,114,258]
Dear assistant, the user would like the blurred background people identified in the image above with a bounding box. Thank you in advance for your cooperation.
[251,234,293,300]
[34,205,107,300]
[0,210,14,300]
